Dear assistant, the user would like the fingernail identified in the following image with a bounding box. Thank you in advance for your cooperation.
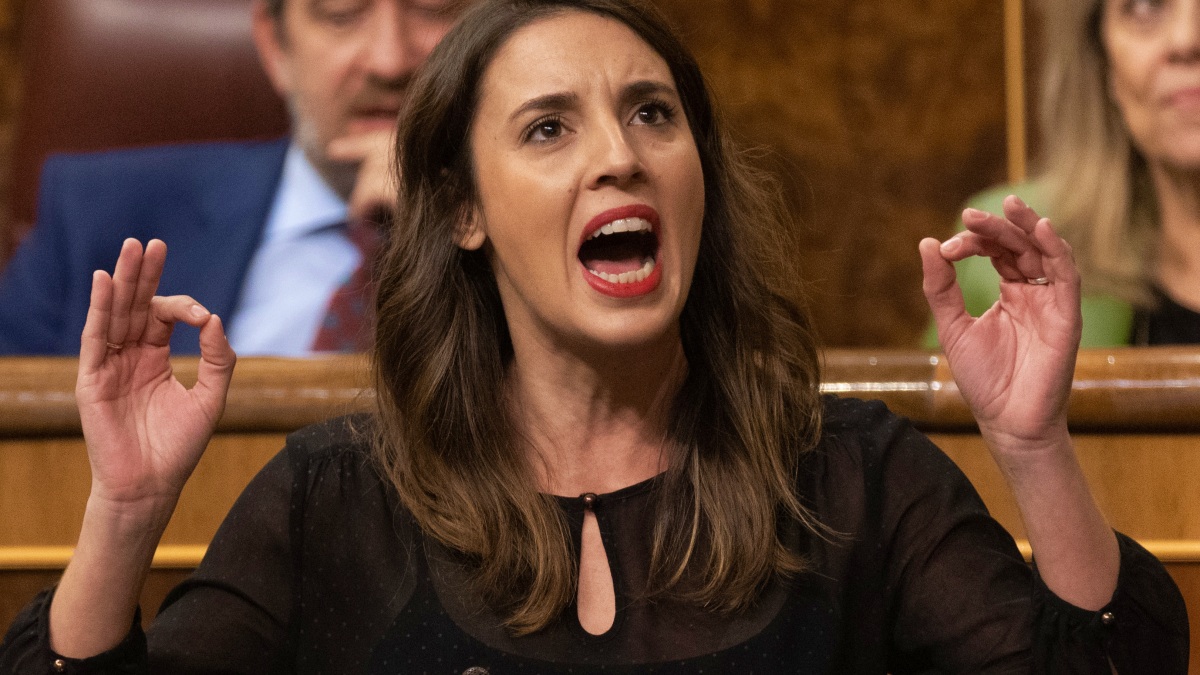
[1011,195,1027,208]
[191,304,208,318]
[963,208,984,219]
[940,238,961,253]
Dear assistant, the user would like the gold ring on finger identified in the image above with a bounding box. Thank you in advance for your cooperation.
[1025,276,1050,285]
[106,342,123,350]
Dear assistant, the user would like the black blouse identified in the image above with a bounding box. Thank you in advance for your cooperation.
[0,396,1188,673]
[1133,287,1200,345]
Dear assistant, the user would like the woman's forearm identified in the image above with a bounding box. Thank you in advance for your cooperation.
[988,431,1120,611]
[48,493,177,658]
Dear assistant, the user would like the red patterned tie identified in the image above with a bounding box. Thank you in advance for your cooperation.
[311,220,381,352]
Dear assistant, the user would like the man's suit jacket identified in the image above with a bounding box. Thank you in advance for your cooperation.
[0,138,290,355]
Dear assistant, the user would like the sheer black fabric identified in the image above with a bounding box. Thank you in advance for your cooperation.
[1133,287,1200,345]
[1,396,1188,673]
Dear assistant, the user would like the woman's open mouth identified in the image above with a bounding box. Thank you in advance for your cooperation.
[578,205,662,298]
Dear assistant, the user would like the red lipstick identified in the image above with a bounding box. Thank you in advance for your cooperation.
[578,204,662,299]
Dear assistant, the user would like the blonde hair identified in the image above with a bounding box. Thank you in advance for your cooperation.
[1035,0,1158,306]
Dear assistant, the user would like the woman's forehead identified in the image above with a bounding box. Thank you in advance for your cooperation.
[477,11,675,110]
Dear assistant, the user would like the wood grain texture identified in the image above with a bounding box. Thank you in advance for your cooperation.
[8,348,1200,436]
[652,0,1009,346]
[0,433,285,547]
[0,0,23,259]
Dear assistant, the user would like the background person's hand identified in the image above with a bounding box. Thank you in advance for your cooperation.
[919,195,1082,456]
[328,128,398,224]
[76,238,237,512]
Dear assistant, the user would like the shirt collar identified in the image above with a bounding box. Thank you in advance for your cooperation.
[262,143,349,242]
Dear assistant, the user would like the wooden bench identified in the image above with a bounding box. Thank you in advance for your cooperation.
[2,349,1196,667]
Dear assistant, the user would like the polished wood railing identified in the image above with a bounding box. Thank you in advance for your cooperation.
[0,355,374,436]
[2,349,1198,662]
[8,348,1199,434]
[822,347,1200,430]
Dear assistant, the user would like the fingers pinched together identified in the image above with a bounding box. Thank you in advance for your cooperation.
[79,238,235,378]
[920,195,1082,349]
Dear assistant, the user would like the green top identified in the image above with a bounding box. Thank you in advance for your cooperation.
[921,182,1135,348]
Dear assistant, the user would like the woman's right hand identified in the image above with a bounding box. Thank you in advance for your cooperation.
[49,238,237,658]
[76,238,236,514]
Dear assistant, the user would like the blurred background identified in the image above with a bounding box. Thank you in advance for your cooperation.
[0,0,1027,348]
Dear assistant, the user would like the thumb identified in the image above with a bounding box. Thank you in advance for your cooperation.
[920,237,970,348]
[193,314,236,417]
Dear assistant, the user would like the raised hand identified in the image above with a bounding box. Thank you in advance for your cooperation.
[76,238,236,510]
[919,195,1081,453]
[51,238,237,657]
[920,196,1118,610]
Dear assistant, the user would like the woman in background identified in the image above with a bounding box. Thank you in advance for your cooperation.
[928,0,1200,346]
[1,0,1187,672]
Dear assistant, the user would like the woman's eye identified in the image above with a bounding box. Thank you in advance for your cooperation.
[632,101,676,126]
[525,117,565,143]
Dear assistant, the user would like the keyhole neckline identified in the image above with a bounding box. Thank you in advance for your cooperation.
[550,471,665,513]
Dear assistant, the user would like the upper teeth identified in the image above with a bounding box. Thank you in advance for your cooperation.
[588,217,653,240]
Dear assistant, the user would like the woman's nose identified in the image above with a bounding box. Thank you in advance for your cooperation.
[587,123,645,189]
[1167,0,1200,60]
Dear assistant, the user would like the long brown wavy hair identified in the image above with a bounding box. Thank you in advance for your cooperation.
[371,0,825,635]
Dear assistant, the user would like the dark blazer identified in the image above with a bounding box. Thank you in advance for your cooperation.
[0,138,289,355]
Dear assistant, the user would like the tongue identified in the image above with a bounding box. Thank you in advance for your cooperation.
[585,258,645,275]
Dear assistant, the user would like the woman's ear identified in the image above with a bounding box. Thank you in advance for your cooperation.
[456,207,487,251]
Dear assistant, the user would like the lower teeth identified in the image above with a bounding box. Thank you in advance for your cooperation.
[589,258,655,284]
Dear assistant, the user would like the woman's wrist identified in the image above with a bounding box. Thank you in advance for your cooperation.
[980,428,1120,610]
[84,489,178,532]
[977,421,1073,473]
[48,491,177,658]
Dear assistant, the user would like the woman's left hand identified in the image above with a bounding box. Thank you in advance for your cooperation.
[921,196,1118,611]
[919,195,1082,458]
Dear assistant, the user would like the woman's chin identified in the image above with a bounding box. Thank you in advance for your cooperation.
[555,308,684,358]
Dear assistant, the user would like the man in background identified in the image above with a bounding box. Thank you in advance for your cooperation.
[0,0,466,355]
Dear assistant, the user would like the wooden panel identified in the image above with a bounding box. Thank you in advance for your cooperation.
[823,346,1200,430]
[0,433,282,550]
[1004,0,1027,181]
[935,434,1200,541]
[0,355,372,436]
[0,0,24,260]
[3,350,1199,670]
[652,0,1009,346]
[1168,563,1200,675]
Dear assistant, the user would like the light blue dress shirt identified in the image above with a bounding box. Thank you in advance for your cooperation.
[225,145,356,356]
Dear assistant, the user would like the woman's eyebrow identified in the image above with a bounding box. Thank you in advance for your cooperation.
[509,92,579,123]
[506,79,677,124]
[621,79,678,103]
